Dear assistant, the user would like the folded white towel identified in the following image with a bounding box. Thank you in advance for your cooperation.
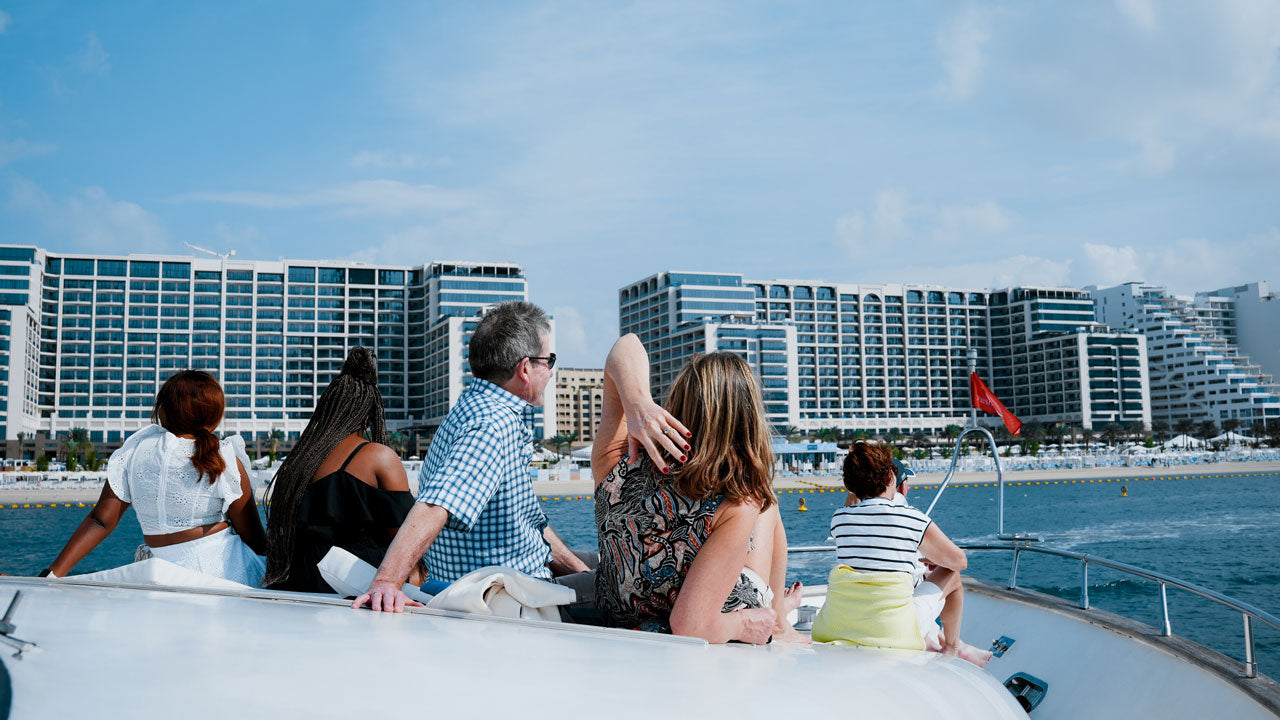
[315,547,573,621]
[317,547,433,604]
[428,566,575,622]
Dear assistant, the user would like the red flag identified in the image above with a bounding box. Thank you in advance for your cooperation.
[970,372,1022,436]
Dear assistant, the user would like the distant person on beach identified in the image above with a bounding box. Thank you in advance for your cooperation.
[592,334,806,644]
[262,347,423,593]
[43,371,266,585]
[353,301,592,612]
[812,441,991,666]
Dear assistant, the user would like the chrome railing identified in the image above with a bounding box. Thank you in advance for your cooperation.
[923,425,1008,536]
[960,541,1280,679]
[785,541,1280,679]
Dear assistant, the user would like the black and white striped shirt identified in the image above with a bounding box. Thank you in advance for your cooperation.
[831,497,932,575]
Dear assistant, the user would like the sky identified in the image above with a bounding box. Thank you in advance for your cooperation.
[2,1,1279,367]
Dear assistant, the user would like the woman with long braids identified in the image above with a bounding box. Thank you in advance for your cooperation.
[44,370,266,585]
[263,346,421,593]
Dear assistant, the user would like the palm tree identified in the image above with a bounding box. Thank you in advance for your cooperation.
[1150,420,1170,442]
[1100,423,1124,448]
[85,448,104,472]
[1173,418,1196,438]
[815,427,839,443]
[1196,420,1218,440]
[386,431,408,458]
[910,430,928,450]
[1222,418,1242,436]
[548,432,577,460]
[268,428,286,464]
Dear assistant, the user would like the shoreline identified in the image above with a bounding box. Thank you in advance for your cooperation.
[7,460,1276,505]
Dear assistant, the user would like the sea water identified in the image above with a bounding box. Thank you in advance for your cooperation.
[3,472,1277,674]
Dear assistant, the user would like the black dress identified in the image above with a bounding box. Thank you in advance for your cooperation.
[271,442,416,593]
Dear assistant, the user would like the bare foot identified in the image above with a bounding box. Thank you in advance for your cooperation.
[957,642,994,668]
[772,625,813,644]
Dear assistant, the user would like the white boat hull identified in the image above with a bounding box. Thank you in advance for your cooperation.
[0,577,1024,719]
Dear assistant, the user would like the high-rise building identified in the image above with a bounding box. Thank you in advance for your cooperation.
[988,287,1149,431]
[1093,282,1280,428]
[620,272,1158,435]
[552,368,605,444]
[620,272,990,433]
[0,245,555,446]
[1197,282,1280,385]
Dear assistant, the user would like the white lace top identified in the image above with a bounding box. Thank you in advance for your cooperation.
[106,425,253,535]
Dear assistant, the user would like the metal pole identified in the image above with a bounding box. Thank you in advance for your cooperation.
[1009,547,1021,590]
[967,347,978,426]
[1244,615,1257,679]
[1080,562,1090,610]
[1160,583,1172,636]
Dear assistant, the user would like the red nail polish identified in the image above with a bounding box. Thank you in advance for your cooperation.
[679,455,687,462]
[685,431,692,438]
[662,466,670,474]
[684,444,691,451]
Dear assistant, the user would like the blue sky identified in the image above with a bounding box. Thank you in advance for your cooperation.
[2,1,1279,366]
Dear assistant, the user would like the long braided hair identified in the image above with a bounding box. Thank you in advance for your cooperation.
[263,346,387,587]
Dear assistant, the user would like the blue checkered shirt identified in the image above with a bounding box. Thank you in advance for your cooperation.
[416,378,552,581]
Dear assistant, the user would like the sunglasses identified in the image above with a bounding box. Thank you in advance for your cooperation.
[528,353,556,369]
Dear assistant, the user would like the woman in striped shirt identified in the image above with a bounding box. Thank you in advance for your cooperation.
[813,441,990,666]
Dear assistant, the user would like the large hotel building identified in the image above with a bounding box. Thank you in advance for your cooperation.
[620,272,1152,434]
[0,245,554,448]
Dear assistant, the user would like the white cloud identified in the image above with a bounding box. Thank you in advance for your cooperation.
[974,3,1280,176]
[349,150,450,170]
[836,189,1015,254]
[7,177,168,251]
[1074,231,1280,293]
[0,10,12,34]
[1116,0,1159,34]
[550,305,589,362]
[937,6,990,100]
[936,200,1014,237]
[77,32,110,75]
[0,138,56,167]
[1079,242,1143,287]
[184,179,480,217]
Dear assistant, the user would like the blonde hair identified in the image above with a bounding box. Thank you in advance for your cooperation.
[663,352,775,510]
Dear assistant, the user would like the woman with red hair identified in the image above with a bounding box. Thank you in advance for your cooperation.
[44,370,267,585]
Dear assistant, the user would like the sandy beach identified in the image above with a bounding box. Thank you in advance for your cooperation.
[528,460,1280,498]
[2,460,1276,507]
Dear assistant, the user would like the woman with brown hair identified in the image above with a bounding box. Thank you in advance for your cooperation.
[262,346,421,593]
[44,370,266,585]
[593,334,804,644]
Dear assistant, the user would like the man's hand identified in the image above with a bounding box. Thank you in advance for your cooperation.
[733,607,777,645]
[623,397,692,473]
[351,579,423,612]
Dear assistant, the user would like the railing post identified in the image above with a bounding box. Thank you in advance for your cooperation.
[1008,546,1021,590]
[1244,615,1257,679]
[1159,583,1172,636]
[1080,561,1090,610]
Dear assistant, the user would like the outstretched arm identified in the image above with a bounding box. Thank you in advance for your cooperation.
[352,502,449,612]
[47,482,130,577]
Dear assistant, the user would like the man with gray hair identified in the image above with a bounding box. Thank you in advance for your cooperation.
[354,301,590,612]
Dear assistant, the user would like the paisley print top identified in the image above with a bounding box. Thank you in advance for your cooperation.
[594,456,765,632]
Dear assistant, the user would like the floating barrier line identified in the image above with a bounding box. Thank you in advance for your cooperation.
[1,472,1274,507]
